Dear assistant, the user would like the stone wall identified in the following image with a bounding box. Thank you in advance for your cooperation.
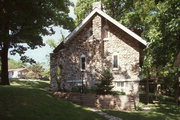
[101,18,141,94]
[51,14,105,90]
[50,12,144,94]
[50,53,58,91]
[54,92,139,110]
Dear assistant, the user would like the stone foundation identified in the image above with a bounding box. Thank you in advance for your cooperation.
[54,92,139,110]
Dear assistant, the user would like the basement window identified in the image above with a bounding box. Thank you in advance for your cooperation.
[80,54,86,71]
[117,82,125,92]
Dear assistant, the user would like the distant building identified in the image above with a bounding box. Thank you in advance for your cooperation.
[8,68,29,78]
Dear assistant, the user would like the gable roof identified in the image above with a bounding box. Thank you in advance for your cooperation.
[8,68,29,72]
[54,8,147,52]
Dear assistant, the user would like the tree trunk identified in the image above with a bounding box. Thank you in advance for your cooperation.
[146,78,149,104]
[146,70,150,104]
[0,42,10,85]
[0,6,10,85]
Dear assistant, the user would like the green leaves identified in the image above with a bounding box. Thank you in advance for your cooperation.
[74,0,99,25]
[0,0,75,84]
[8,59,25,69]
[96,69,114,95]
[0,0,75,59]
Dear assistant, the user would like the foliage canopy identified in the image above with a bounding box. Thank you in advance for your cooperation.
[0,0,75,85]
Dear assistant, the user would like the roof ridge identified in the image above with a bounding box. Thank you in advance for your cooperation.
[54,8,147,52]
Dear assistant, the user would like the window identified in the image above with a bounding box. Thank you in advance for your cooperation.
[112,53,119,69]
[87,27,93,42]
[103,25,109,40]
[117,82,125,92]
[18,72,22,75]
[80,55,86,71]
[88,27,93,37]
[117,82,124,87]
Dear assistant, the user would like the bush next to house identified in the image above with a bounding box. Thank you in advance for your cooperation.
[112,91,126,95]
[96,69,114,95]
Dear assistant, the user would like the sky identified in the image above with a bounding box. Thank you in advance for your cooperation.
[9,0,77,67]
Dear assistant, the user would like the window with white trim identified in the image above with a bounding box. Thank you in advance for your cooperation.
[112,53,119,69]
[117,82,125,92]
[80,55,86,71]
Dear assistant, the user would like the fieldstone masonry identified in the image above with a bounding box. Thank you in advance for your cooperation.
[50,2,145,95]
[54,92,139,110]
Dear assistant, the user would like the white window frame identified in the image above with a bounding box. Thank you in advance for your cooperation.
[112,53,119,70]
[117,82,125,92]
[80,54,86,71]
[103,25,110,40]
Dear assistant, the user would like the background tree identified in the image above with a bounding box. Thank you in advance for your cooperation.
[27,62,44,79]
[46,31,65,49]
[8,59,25,69]
[74,0,99,25]
[41,68,50,80]
[45,31,66,81]
[0,0,75,85]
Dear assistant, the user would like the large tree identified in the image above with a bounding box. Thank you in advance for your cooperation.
[0,0,74,85]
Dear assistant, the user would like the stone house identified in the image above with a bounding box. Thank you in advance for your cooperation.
[50,2,147,94]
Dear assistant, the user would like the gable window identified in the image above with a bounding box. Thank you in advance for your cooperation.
[112,53,119,69]
[87,27,93,42]
[88,27,93,37]
[103,25,109,40]
[80,55,86,71]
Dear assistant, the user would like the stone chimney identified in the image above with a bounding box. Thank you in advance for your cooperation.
[92,1,102,41]
[92,1,102,10]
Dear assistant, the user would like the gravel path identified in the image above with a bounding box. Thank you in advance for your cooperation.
[88,108,123,120]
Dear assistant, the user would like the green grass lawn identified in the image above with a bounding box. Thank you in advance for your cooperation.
[0,79,106,120]
[103,103,180,120]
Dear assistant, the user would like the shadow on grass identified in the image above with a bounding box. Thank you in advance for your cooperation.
[103,104,180,120]
[0,86,106,120]
[151,103,180,120]
[10,79,49,89]
[103,110,165,120]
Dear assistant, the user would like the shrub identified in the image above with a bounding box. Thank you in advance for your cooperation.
[84,86,97,94]
[71,86,82,92]
[112,91,126,95]
[136,102,145,111]
[157,95,175,103]
[96,69,114,95]
[71,85,89,93]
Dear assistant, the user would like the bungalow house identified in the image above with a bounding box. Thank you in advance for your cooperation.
[50,2,147,94]
[8,67,29,78]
